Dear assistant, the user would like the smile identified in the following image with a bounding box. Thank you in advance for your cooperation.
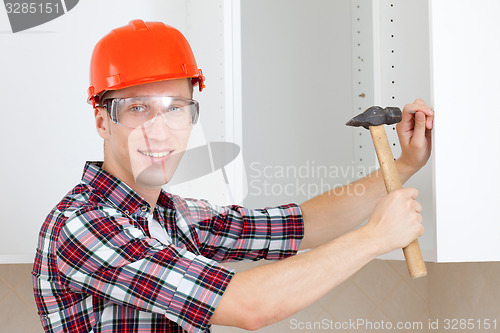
[138,150,174,158]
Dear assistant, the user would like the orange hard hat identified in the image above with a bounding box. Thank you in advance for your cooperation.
[87,19,205,107]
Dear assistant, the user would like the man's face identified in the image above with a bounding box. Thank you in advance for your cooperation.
[95,79,193,189]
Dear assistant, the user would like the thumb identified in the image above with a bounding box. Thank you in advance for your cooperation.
[412,111,427,144]
[402,187,419,200]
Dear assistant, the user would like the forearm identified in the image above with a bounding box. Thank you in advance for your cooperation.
[298,159,416,250]
[210,226,381,330]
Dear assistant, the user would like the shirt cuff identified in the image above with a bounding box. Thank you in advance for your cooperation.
[266,203,304,260]
[165,252,235,333]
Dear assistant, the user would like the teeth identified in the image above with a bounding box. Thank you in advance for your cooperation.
[140,150,172,158]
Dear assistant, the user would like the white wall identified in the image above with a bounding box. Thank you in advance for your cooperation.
[430,0,500,262]
[241,0,355,209]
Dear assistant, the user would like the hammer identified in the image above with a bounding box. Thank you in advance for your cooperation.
[346,106,427,278]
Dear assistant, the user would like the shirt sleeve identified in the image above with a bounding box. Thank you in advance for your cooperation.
[183,199,304,262]
[56,206,234,333]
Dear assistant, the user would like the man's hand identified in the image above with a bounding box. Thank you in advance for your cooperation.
[396,99,434,172]
[361,187,424,255]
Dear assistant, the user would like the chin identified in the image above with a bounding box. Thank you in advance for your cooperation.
[135,171,169,189]
[133,161,177,188]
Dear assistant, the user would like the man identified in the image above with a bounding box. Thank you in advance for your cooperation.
[32,20,434,333]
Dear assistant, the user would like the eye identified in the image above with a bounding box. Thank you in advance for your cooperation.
[168,105,183,113]
[129,104,148,113]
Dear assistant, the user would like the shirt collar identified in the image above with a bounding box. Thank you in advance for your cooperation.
[81,161,174,215]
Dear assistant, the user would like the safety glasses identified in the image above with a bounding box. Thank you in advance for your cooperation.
[102,96,199,129]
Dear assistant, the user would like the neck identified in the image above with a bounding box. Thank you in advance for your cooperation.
[131,185,161,214]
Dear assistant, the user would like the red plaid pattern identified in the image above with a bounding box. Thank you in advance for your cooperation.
[32,161,304,332]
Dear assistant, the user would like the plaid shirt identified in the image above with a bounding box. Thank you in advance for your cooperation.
[32,162,304,333]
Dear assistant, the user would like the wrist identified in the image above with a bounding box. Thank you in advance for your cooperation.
[354,225,385,258]
[395,158,418,183]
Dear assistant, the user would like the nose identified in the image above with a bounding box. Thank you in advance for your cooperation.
[143,112,171,140]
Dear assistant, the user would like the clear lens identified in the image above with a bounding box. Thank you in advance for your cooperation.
[109,96,199,129]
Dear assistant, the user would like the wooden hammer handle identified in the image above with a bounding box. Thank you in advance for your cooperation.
[369,125,427,278]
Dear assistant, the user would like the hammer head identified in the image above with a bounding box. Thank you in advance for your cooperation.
[346,106,402,130]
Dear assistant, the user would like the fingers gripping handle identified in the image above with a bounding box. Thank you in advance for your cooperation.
[369,125,427,279]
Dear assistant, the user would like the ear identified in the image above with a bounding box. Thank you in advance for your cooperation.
[94,107,111,140]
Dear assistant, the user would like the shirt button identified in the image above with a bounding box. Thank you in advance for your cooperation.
[124,210,130,216]
[141,206,148,212]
